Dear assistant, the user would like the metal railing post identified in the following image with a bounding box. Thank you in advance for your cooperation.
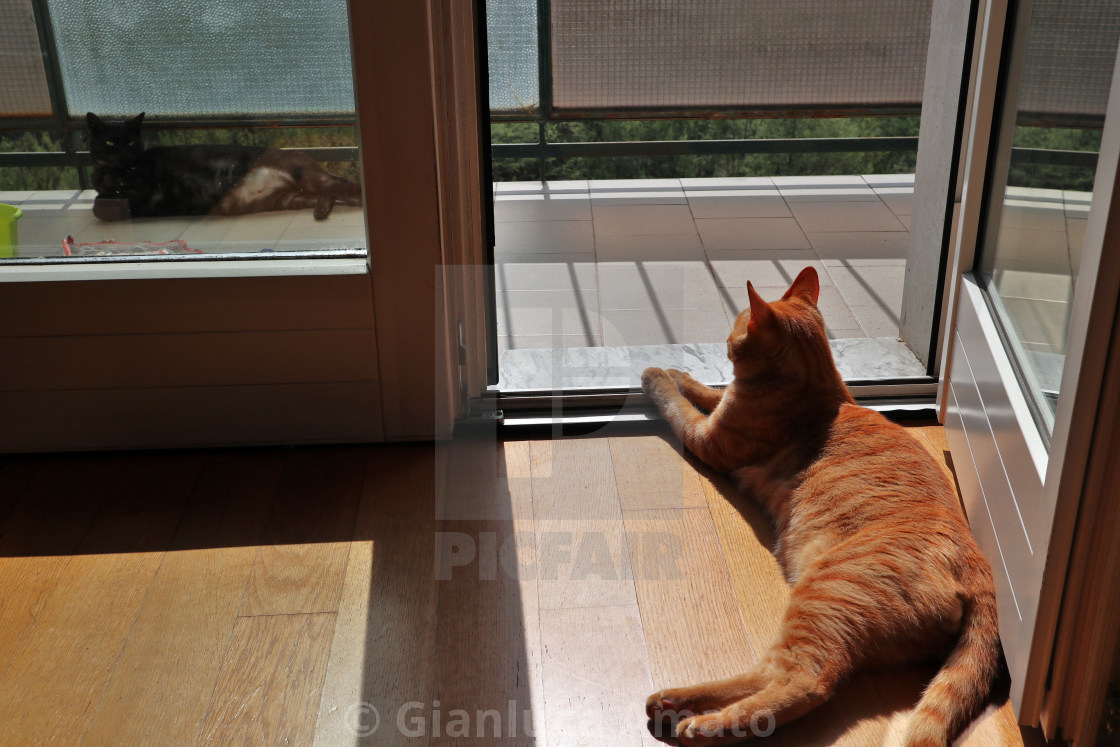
[27,0,77,186]
[536,0,552,181]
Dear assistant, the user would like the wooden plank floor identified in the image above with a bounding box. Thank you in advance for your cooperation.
[0,425,1052,746]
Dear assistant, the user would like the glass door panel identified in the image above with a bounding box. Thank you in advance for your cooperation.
[976,0,1119,439]
[942,0,1120,717]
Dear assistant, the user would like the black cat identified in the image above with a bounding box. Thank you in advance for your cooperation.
[86,112,362,222]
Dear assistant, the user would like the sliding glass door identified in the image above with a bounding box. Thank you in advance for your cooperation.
[942,0,1120,718]
[483,0,978,420]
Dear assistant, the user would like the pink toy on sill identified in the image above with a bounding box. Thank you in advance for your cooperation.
[63,235,202,256]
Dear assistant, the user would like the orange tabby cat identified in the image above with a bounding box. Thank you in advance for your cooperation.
[641,267,999,747]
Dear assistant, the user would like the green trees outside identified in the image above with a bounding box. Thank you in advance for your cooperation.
[491,116,1102,189]
[491,115,922,182]
[0,131,73,191]
[0,116,1101,191]
[0,125,359,191]
[1009,125,1101,192]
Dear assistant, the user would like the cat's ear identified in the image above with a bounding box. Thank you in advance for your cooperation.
[782,266,820,305]
[86,112,105,133]
[126,112,145,132]
[746,281,774,332]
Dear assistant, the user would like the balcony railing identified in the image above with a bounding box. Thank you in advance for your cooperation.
[0,0,1110,188]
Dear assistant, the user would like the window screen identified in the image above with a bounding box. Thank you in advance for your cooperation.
[487,0,540,114]
[44,0,355,118]
[1018,0,1120,122]
[549,0,934,112]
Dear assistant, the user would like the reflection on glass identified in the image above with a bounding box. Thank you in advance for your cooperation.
[0,0,365,260]
[978,0,1118,437]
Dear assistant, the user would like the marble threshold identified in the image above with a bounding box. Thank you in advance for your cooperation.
[495,337,927,392]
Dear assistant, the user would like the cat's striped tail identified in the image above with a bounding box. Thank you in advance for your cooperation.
[903,586,1001,747]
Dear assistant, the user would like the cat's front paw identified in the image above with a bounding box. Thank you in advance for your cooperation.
[666,368,693,390]
[646,691,695,743]
[676,712,743,747]
[646,690,684,719]
[641,367,672,396]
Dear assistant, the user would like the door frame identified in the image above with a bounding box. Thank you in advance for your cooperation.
[938,0,1120,720]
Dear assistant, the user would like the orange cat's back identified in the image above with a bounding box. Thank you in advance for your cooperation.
[769,404,982,617]
[805,405,965,535]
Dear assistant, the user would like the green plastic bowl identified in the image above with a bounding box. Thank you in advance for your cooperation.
[0,203,22,259]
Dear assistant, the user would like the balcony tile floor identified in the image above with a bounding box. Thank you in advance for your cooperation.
[494,175,915,354]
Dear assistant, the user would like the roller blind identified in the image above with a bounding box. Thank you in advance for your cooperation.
[1018,0,1120,122]
[0,0,53,117]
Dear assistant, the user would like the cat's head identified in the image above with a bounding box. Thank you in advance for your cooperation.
[87,112,146,168]
[726,266,835,382]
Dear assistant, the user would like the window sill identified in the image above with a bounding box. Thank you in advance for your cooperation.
[0,254,369,282]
